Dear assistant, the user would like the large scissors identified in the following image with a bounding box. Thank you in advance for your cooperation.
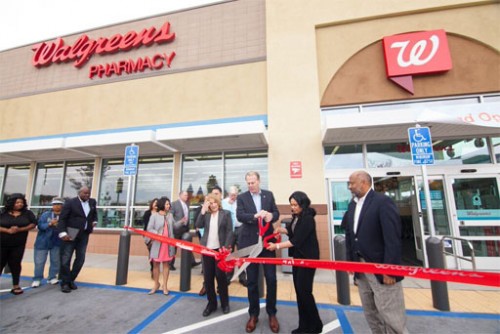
[227,217,281,281]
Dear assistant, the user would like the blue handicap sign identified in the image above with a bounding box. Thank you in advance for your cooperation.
[123,145,139,175]
[408,127,434,165]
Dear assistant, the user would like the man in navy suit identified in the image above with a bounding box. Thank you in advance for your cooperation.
[237,171,280,333]
[343,171,408,333]
[58,187,97,293]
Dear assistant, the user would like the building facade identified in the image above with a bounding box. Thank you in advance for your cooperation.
[1,0,499,269]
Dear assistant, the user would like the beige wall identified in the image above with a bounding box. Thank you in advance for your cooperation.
[0,61,267,140]
[265,0,495,206]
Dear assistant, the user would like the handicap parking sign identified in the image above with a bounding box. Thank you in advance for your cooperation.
[123,145,139,175]
[408,127,434,165]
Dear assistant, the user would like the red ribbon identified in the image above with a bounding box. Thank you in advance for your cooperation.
[127,226,500,287]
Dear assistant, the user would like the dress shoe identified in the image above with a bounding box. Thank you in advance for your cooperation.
[239,278,248,287]
[222,305,230,314]
[269,315,279,333]
[69,282,78,290]
[61,284,71,293]
[198,286,206,296]
[169,265,176,271]
[202,305,216,317]
[245,316,258,333]
[191,261,201,268]
[291,328,304,334]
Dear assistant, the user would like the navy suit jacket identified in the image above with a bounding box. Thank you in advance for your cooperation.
[58,196,97,235]
[236,190,280,249]
[343,189,403,283]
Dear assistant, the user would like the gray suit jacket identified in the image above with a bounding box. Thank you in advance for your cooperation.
[195,209,233,249]
[146,212,176,259]
[170,199,190,237]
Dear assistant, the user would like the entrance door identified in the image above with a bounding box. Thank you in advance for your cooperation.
[373,177,423,266]
[446,175,500,270]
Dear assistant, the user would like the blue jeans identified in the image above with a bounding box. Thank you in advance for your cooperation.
[33,247,60,281]
[59,232,89,285]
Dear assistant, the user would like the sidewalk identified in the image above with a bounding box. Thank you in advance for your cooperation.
[20,249,500,314]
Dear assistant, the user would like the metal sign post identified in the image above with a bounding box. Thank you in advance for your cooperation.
[116,144,139,285]
[408,125,436,237]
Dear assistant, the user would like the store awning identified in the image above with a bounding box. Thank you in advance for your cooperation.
[0,119,269,164]
[322,102,500,145]
[155,120,268,152]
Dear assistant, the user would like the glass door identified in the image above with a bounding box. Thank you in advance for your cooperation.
[446,175,500,270]
[327,179,352,259]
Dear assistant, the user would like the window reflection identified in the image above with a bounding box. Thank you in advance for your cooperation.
[135,156,173,205]
[62,161,94,199]
[32,162,64,206]
[225,151,268,193]
[366,142,412,168]
[0,166,5,204]
[99,159,128,206]
[492,137,500,163]
[2,164,30,205]
[324,145,363,170]
[181,153,223,206]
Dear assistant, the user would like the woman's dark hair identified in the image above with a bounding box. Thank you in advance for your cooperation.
[2,193,28,214]
[149,198,159,211]
[157,197,171,211]
[289,191,316,217]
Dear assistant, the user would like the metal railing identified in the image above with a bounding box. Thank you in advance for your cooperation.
[441,235,476,271]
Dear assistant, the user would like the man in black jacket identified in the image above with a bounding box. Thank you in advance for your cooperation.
[343,171,408,333]
[58,187,97,293]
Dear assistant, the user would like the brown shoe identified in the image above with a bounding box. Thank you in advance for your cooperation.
[198,286,206,296]
[269,315,279,333]
[245,316,258,333]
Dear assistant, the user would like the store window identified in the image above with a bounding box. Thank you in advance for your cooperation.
[324,145,363,170]
[135,156,174,205]
[224,151,268,194]
[433,138,491,165]
[0,166,5,204]
[99,159,128,206]
[492,137,500,163]
[32,162,64,206]
[62,161,95,199]
[366,142,412,168]
[2,164,30,205]
[181,153,223,206]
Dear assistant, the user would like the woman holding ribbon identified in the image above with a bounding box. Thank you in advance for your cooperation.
[195,193,233,317]
[266,191,323,334]
[146,196,175,295]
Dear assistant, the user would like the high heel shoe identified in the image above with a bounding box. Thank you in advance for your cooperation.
[163,289,170,296]
[148,284,160,295]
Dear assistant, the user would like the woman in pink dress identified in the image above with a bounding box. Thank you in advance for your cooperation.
[146,196,175,295]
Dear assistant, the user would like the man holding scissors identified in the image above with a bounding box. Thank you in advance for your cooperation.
[237,171,280,333]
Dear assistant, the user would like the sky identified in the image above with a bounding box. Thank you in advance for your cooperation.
[0,0,220,52]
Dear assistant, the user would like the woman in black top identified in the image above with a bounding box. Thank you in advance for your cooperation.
[266,191,323,334]
[0,193,37,295]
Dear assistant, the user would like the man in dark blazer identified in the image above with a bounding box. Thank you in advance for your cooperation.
[170,190,200,270]
[236,171,280,333]
[58,187,97,293]
[342,170,408,333]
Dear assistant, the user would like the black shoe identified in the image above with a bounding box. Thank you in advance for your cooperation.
[222,305,230,314]
[61,284,71,293]
[69,282,78,290]
[191,261,201,268]
[202,305,216,317]
[198,286,207,296]
[239,279,248,287]
[169,265,176,271]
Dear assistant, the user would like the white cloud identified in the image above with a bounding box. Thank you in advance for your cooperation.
[0,0,221,51]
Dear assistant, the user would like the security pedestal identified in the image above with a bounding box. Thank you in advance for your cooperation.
[334,235,350,305]
[180,232,193,292]
[426,236,450,311]
[115,229,131,285]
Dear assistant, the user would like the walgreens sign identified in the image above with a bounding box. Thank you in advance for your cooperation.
[32,22,176,79]
[382,30,452,94]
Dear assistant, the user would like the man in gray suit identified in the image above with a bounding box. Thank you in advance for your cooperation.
[170,191,200,270]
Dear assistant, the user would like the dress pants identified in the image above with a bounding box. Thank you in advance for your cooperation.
[246,249,277,317]
[59,232,89,285]
[293,266,323,332]
[357,272,408,334]
[202,253,229,309]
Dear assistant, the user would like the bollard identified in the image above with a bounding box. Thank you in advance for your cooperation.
[426,236,450,311]
[258,264,265,298]
[115,229,131,285]
[334,235,351,305]
[180,232,193,292]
